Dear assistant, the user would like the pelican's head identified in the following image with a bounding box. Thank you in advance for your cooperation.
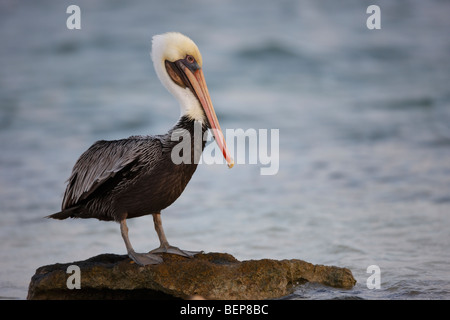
[151,32,233,168]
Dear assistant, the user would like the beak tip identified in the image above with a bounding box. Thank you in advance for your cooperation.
[227,159,235,169]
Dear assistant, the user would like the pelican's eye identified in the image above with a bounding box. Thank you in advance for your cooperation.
[186,55,195,64]
[183,55,200,72]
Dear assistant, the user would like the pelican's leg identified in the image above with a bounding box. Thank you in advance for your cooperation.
[120,219,163,265]
[149,212,202,257]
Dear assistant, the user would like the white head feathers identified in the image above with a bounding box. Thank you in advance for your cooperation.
[151,32,205,121]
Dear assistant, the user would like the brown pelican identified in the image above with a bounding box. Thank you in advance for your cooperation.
[48,32,234,266]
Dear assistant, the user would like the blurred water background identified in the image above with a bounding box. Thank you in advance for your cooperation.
[1,0,450,299]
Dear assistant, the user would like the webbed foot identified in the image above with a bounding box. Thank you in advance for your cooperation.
[150,244,203,258]
[128,251,163,266]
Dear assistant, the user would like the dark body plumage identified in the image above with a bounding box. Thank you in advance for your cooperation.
[49,116,207,222]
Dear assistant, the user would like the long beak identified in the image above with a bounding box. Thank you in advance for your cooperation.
[180,64,234,168]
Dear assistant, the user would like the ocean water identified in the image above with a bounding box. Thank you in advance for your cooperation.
[1,0,450,300]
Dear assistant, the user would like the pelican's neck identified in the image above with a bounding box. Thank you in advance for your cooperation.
[173,115,208,135]
[162,115,208,166]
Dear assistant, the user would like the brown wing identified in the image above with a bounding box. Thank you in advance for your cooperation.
[61,137,161,210]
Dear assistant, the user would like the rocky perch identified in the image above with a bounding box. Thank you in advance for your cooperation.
[27,252,356,300]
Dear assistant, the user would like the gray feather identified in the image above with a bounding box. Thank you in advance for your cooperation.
[61,136,161,210]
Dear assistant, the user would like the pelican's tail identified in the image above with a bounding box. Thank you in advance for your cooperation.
[46,206,82,220]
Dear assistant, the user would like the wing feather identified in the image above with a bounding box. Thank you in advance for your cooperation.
[61,137,161,210]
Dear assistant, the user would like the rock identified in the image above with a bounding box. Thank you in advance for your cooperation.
[27,252,356,300]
